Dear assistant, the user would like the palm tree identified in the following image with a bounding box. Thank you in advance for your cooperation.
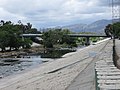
[104,24,113,36]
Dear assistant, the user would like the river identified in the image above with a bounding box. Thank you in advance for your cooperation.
[0,49,76,79]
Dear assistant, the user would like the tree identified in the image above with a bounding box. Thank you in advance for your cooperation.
[104,24,113,36]
[0,31,10,51]
[42,30,55,48]
[22,38,32,49]
[42,28,77,48]
[0,20,35,51]
[61,29,77,47]
[104,22,120,38]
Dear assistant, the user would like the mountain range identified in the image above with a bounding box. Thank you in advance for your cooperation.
[62,19,112,34]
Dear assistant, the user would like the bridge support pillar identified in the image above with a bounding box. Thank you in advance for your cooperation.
[86,37,90,46]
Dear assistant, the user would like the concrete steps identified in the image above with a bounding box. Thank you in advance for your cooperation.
[95,59,120,90]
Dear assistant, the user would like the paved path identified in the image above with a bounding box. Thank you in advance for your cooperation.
[66,39,113,90]
[0,39,112,90]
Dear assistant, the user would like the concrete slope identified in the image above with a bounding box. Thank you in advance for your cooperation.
[66,39,113,90]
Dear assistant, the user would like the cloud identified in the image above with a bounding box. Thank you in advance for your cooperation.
[0,7,26,22]
[0,0,112,28]
[98,0,120,6]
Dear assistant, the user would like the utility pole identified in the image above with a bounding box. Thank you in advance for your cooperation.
[111,0,120,46]
[112,0,120,22]
[111,0,120,66]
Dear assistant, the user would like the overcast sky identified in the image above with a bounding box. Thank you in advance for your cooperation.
[0,0,111,28]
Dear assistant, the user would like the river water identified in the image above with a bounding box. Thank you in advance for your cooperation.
[0,49,76,79]
[0,55,44,78]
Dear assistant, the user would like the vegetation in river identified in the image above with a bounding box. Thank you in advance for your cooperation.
[41,49,76,58]
[42,28,77,48]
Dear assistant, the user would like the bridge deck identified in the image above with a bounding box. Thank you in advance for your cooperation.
[20,34,109,37]
[67,34,110,37]
[20,34,42,37]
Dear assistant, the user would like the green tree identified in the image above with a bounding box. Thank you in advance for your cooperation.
[0,20,35,51]
[42,28,77,48]
[22,38,32,49]
[104,24,113,36]
[42,30,57,48]
[0,31,10,51]
[104,22,120,38]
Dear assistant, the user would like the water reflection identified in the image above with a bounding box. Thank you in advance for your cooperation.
[0,55,42,78]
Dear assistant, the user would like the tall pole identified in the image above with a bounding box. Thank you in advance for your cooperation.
[111,0,120,67]
[112,0,120,22]
[111,0,120,46]
[112,0,115,46]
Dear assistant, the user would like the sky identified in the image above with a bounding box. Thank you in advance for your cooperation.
[0,0,112,29]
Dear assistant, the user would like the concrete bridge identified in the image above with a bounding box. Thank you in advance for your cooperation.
[67,34,109,37]
[20,34,110,45]
[20,34,42,37]
[67,34,110,45]
[20,34,109,37]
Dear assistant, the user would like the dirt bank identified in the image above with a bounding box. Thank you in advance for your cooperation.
[0,46,45,58]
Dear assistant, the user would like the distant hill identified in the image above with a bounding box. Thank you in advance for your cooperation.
[62,19,112,34]
[62,24,87,33]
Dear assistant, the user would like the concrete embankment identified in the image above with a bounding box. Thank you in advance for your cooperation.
[94,39,120,90]
[0,38,112,90]
[66,39,113,90]
[115,39,120,68]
